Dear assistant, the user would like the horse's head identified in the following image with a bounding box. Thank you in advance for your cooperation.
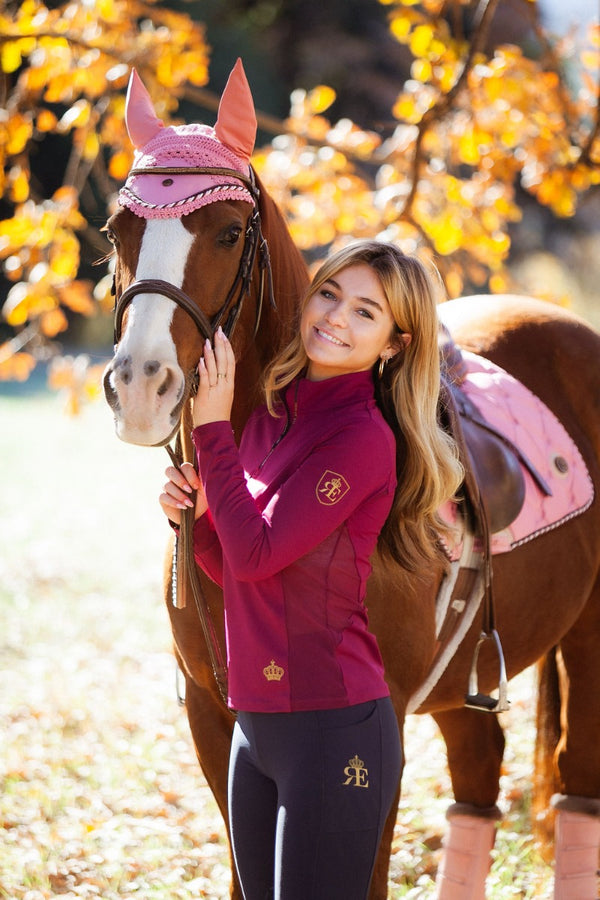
[103,59,264,446]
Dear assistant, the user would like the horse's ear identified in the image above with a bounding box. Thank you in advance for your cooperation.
[214,58,257,164]
[125,69,164,149]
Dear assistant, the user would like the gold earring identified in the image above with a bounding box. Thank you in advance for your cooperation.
[378,356,387,378]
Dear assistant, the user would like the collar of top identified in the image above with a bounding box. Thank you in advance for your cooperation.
[285,370,376,416]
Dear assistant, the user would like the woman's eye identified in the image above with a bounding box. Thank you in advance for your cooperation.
[357,308,374,320]
[320,289,336,300]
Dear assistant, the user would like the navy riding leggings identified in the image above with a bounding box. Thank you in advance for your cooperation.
[228,697,402,900]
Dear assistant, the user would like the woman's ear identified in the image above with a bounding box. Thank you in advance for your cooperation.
[384,332,412,362]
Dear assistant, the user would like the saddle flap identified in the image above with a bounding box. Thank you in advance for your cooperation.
[440,376,526,535]
[459,399,526,534]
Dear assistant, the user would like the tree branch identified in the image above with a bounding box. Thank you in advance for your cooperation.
[402,0,503,218]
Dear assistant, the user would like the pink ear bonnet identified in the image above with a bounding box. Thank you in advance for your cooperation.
[118,59,257,219]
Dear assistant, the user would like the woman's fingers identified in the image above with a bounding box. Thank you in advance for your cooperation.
[193,328,236,428]
[202,337,217,385]
[161,463,199,509]
[159,462,208,523]
[213,327,233,379]
[168,462,200,491]
[200,327,236,387]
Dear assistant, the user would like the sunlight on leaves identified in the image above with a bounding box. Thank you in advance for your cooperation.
[1,1,599,392]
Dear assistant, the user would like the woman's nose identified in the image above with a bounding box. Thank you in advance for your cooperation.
[324,302,347,327]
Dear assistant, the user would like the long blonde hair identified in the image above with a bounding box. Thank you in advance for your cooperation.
[264,241,463,570]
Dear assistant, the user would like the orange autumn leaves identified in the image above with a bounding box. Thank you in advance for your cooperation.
[0,0,210,389]
[255,2,600,298]
[1,0,600,398]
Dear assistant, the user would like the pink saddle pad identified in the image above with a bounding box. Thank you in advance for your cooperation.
[457,351,594,554]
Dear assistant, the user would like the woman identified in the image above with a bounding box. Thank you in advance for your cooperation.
[160,241,462,900]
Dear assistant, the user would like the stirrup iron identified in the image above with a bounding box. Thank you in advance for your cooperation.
[465,629,510,713]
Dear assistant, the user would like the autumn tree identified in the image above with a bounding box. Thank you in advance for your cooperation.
[1,0,599,407]
[0,0,210,404]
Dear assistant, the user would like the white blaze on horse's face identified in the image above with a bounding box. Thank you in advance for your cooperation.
[104,59,259,446]
[104,219,195,446]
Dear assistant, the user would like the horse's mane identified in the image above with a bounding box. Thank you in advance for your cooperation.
[253,170,309,352]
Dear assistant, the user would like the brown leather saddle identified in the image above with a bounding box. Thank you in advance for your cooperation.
[437,326,552,712]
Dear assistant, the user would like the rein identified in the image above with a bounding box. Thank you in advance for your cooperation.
[166,440,230,708]
[113,164,275,710]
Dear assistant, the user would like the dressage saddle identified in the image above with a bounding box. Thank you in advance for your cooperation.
[437,327,550,713]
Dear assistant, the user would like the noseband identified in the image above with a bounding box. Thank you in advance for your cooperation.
[112,165,274,347]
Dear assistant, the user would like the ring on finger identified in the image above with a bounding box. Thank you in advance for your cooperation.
[217,372,227,379]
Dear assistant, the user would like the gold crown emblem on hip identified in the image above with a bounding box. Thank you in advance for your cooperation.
[348,754,365,770]
[263,659,284,681]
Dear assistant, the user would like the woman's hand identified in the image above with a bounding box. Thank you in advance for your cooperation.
[193,326,236,428]
[159,462,208,525]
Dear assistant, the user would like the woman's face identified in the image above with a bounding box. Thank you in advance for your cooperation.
[301,263,398,381]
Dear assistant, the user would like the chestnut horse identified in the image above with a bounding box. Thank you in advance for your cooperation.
[103,62,600,898]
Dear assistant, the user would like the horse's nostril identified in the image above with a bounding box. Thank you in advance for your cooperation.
[102,368,121,412]
[157,369,173,397]
[114,354,133,385]
[144,360,161,377]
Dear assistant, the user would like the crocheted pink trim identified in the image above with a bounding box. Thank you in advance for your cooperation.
[118,123,254,219]
[119,183,252,219]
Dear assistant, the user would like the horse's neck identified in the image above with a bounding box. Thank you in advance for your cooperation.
[229,174,309,438]
[255,171,309,352]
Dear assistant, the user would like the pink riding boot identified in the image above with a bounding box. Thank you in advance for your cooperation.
[553,794,600,900]
[436,803,500,899]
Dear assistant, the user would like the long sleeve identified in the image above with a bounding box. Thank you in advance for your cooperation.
[191,511,224,586]
[192,414,396,583]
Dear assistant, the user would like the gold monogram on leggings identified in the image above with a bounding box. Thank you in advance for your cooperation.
[343,754,369,788]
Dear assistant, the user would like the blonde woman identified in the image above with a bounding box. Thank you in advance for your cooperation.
[160,241,462,900]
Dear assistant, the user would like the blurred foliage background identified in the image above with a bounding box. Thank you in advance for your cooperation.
[1,0,599,411]
[0,4,597,894]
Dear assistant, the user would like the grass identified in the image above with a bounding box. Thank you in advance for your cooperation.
[0,388,555,898]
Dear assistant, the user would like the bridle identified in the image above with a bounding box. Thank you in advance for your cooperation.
[113,165,274,348]
[111,164,276,711]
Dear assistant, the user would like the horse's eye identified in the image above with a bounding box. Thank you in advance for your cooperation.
[104,225,118,247]
[219,225,243,247]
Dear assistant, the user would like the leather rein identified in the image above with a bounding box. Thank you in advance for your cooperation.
[112,164,275,709]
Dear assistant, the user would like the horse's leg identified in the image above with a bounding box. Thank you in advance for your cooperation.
[550,580,600,899]
[553,799,600,900]
[183,676,241,899]
[431,708,504,899]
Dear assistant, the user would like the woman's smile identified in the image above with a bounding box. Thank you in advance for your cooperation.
[312,326,350,347]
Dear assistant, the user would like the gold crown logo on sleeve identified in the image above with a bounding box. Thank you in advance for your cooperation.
[263,659,285,682]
